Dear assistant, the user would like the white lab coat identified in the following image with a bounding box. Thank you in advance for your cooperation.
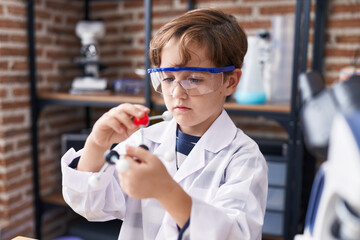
[61,110,268,240]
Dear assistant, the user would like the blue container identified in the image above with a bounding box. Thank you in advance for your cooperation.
[234,91,266,105]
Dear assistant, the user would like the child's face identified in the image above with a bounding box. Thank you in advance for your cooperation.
[160,38,237,136]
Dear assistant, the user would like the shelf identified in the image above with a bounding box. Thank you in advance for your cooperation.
[37,92,146,108]
[38,92,290,115]
[151,96,290,113]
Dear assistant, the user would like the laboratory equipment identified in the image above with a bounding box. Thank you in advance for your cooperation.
[88,111,173,187]
[299,72,360,158]
[71,20,107,92]
[295,71,360,240]
[234,36,267,104]
[263,15,294,103]
[295,111,360,240]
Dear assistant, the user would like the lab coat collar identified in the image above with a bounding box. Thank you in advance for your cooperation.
[144,119,178,177]
[200,109,237,153]
[144,110,237,183]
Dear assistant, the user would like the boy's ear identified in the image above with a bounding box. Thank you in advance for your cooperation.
[224,69,242,96]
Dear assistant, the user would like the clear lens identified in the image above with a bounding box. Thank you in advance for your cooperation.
[150,70,224,96]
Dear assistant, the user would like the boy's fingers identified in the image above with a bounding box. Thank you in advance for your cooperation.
[125,145,152,163]
[120,103,150,119]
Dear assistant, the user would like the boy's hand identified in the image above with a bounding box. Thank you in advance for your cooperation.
[118,145,192,228]
[77,103,149,172]
[118,145,175,200]
[88,103,149,149]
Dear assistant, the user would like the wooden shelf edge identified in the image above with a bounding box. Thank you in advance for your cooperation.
[38,92,290,113]
[38,92,146,105]
[152,96,290,113]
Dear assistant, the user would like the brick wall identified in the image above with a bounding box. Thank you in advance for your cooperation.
[0,0,85,239]
[0,0,359,239]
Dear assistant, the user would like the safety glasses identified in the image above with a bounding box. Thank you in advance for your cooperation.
[148,66,235,96]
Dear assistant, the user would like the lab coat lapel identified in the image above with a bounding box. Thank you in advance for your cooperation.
[174,110,237,184]
[143,110,237,184]
[173,140,205,183]
[143,119,178,177]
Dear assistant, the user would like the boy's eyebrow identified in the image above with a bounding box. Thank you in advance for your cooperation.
[169,64,183,68]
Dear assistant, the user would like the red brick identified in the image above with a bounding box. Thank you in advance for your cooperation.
[65,16,81,26]
[336,35,360,44]
[54,15,63,24]
[47,26,74,36]
[324,47,358,58]
[259,5,295,14]
[327,18,360,28]
[0,100,30,110]
[105,60,133,68]
[90,2,118,12]
[153,0,173,6]
[35,9,51,20]
[1,175,32,194]
[0,168,22,181]
[0,19,25,29]
[55,37,78,47]
[122,48,145,57]
[123,24,144,33]
[11,61,28,71]
[0,61,8,69]
[151,9,188,19]
[37,62,54,71]
[1,115,25,125]
[0,143,14,155]
[103,13,133,23]
[0,47,27,57]
[105,26,119,35]
[7,5,26,15]
[0,89,7,98]
[2,214,33,235]
[10,34,27,43]
[12,87,29,97]
[45,1,82,12]
[0,127,28,139]
[240,20,271,29]
[0,153,30,168]
[222,7,253,15]
[46,50,74,59]
[331,4,360,13]
[18,139,31,149]
[0,34,9,41]
[36,36,52,45]
[0,75,28,83]
[123,1,144,8]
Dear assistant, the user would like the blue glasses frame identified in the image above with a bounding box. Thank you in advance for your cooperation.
[147,65,235,74]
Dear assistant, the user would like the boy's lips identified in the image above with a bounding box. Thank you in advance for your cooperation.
[174,105,191,111]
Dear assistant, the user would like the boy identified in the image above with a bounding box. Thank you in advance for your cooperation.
[62,8,268,240]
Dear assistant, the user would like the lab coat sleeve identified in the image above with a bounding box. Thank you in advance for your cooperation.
[188,152,268,240]
[61,148,127,221]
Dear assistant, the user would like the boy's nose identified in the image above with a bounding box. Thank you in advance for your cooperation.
[171,82,188,98]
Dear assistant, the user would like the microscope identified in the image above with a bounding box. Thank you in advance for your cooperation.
[71,20,107,93]
[295,72,360,240]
